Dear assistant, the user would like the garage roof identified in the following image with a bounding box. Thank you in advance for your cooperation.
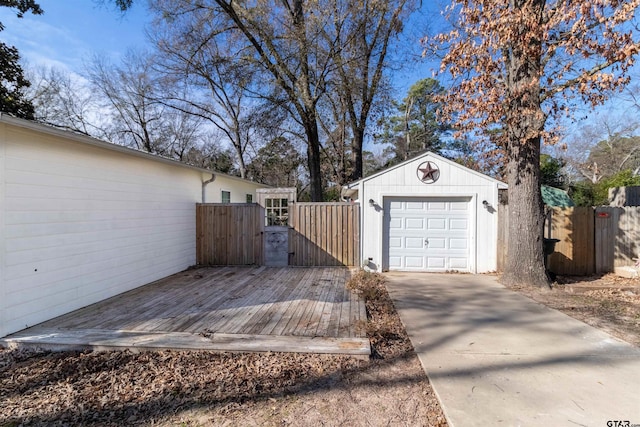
[344,151,507,189]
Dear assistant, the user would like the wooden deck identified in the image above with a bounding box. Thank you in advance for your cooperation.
[1,267,370,357]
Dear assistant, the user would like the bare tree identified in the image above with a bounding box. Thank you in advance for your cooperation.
[151,13,262,178]
[565,116,640,183]
[325,0,416,181]
[25,65,103,135]
[87,51,165,153]
[87,50,207,160]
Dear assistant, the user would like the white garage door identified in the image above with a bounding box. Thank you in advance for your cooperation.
[385,197,472,272]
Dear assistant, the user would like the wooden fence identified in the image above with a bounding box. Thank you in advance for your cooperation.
[288,203,360,266]
[595,206,640,272]
[196,202,360,267]
[498,205,640,275]
[196,203,264,266]
[547,207,595,275]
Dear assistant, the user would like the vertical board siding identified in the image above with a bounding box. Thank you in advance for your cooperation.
[499,206,640,276]
[289,203,360,267]
[615,207,640,267]
[595,207,618,273]
[595,206,640,273]
[497,206,595,275]
[497,203,508,272]
[548,207,595,276]
[196,204,264,266]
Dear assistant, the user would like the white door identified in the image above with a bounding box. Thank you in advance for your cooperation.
[384,197,471,272]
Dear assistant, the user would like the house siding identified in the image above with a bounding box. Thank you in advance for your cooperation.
[205,178,266,204]
[356,154,503,273]
[0,121,265,337]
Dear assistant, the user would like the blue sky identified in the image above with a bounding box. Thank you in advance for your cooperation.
[0,0,150,72]
[0,0,437,93]
[0,0,634,152]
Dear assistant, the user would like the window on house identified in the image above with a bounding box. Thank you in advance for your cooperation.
[221,190,231,203]
[265,197,289,226]
[246,194,253,203]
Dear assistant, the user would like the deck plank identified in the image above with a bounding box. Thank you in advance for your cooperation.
[256,269,315,335]
[314,268,342,336]
[268,268,318,336]
[283,269,329,336]
[183,267,278,333]
[1,328,370,356]
[98,267,238,330]
[300,268,336,336]
[123,267,257,332]
[1,266,370,357]
[221,267,294,334]
[337,276,353,338]
[237,268,307,335]
[147,267,271,332]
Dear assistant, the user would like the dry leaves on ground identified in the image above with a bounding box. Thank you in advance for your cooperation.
[0,272,447,427]
[505,273,640,346]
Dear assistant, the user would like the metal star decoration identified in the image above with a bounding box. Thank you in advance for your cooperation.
[417,161,440,183]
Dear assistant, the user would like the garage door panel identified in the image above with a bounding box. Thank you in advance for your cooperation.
[405,218,425,229]
[389,237,402,249]
[386,197,471,272]
[449,258,469,269]
[389,201,404,210]
[450,201,469,210]
[450,238,468,249]
[427,257,446,268]
[427,218,446,229]
[449,218,469,230]
[388,256,402,268]
[427,201,447,210]
[406,201,425,210]
[427,237,446,249]
[389,218,402,229]
[405,237,424,249]
[405,257,425,268]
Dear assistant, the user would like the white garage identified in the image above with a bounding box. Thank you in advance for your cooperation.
[342,152,507,273]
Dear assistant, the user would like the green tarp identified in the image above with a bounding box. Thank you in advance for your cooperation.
[542,185,575,207]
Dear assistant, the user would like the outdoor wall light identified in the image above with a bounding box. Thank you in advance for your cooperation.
[369,199,375,207]
[482,200,493,209]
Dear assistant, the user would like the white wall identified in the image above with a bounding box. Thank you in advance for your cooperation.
[357,154,504,273]
[204,177,265,203]
[0,122,264,337]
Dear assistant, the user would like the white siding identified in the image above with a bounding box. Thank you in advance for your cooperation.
[358,153,503,273]
[204,178,265,203]
[0,125,7,337]
[0,122,264,337]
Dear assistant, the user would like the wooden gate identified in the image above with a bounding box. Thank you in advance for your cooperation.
[288,203,360,266]
[595,206,640,273]
[196,203,264,265]
[196,202,360,267]
[497,206,595,275]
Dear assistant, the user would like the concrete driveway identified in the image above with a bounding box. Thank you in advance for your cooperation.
[385,272,640,427]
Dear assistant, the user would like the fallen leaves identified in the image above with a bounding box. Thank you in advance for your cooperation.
[506,273,640,346]
[0,273,447,426]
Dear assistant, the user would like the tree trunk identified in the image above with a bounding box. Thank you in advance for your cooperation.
[304,120,323,201]
[501,136,550,287]
[350,126,364,181]
[501,0,550,288]
[232,127,247,179]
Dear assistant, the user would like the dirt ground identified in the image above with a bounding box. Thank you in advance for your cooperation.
[2,272,639,427]
[0,272,447,427]
[504,273,640,347]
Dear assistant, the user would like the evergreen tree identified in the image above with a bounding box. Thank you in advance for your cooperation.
[0,0,42,119]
